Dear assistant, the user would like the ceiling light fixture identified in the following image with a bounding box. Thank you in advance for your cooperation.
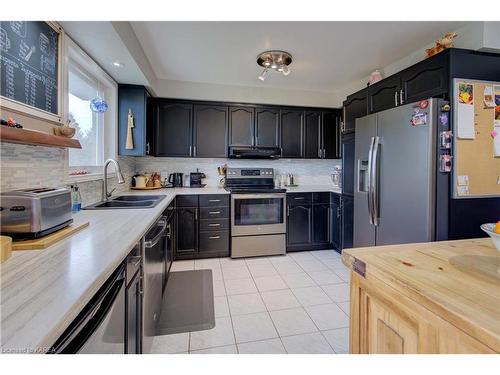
[256,50,292,81]
[258,68,269,81]
[112,61,124,68]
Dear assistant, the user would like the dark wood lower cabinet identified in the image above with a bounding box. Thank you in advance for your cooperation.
[312,203,331,246]
[174,194,230,260]
[341,195,354,250]
[175,206,198,257]
[286,192,337,252]
[286,204,312,250]
[330,193,342,252]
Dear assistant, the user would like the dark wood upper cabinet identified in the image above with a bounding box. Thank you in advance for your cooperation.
[255,107,280,147]
[280,109,304,158]
[368,75,401,113]
[304,111,322,158]
[322,110,341,159]
[229,106,255,146]
[118,85,151,156]
[156,101,193,157]
[193,105,228,158]
[343,89,368,134]
[401,52,448,103]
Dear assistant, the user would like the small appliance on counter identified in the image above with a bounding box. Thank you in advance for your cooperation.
[190,169,206,188]
[168,173,183,187]
[0,187,73,239]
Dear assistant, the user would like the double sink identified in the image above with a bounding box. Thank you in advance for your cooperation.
[84,195,166,209]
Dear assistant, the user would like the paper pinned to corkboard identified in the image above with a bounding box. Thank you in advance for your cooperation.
[454,79,500,198]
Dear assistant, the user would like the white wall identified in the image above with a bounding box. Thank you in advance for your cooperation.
[154,79,338,108]
[332,22,500,106]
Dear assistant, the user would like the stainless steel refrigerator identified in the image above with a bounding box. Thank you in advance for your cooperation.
[353,98,447,247]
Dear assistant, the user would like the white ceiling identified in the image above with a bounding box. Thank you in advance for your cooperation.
[131,21,467,92]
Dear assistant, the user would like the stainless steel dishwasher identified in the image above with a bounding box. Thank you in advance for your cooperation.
[52,264,126,353]
[142,215,167,354]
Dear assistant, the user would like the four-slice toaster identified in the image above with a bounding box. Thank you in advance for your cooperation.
[0,187,73,239]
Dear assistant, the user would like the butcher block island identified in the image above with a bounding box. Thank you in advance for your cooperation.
[341,238,500,354]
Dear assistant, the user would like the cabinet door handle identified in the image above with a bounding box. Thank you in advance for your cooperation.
[399,89,404,105]
[394,91,398,106]
[318,148,321,158]
[195,208,198,221]
[209,211,221,215]
[208,236,220,240]
[294,197,305,200]
[209,199,221,202]
[286,205,290,216]
[189,145,192,156]
[193,145,197,157]
[146,142,150,155]
[208,223,221,227]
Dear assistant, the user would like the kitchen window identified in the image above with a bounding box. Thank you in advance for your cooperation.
[65,36,117,178]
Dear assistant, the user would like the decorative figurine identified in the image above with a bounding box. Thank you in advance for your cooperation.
[426,32,458,58]
[368,69,383,85]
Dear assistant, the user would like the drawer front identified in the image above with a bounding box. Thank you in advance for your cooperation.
[199,231,229,254]
[199,218,229,231]
[200,206,230,219]
[199,194,229,207]
[287,192,312,205]
[313,192,331,204]
[176,195,199,207]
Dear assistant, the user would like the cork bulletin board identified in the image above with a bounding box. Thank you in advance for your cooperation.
[453,79,500,198]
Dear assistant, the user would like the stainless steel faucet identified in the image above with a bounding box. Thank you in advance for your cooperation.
[103,158,125,201]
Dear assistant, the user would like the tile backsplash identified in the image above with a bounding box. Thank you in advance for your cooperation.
[1,143,341,206]
[135,157,341,187]
[0,143,135,206]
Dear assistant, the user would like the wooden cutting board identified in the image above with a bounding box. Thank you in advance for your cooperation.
[12,222,90,251]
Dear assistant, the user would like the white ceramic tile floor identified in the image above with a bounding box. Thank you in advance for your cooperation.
[153,249,351,354]
[281,332,334,354]
[291,286,332,307]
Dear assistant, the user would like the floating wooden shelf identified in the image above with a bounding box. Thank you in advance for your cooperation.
[0,126,82,149]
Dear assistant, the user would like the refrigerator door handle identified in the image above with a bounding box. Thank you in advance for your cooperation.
[367,136,376,225]
[371,136,381,226]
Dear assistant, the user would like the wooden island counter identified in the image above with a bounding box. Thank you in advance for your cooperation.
[341,238,500,354]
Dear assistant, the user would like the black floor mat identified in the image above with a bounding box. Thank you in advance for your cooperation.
[155,270,215,336]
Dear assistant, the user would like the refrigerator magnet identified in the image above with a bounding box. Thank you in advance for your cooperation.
[418,100,429,109]
[410,111,427,126]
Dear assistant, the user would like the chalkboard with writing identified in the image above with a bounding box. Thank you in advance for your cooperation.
[0,21,59,115]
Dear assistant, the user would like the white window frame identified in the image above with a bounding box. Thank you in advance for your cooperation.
[63,35,118,182]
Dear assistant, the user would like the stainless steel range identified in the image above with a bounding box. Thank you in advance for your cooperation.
[225,168,286,258]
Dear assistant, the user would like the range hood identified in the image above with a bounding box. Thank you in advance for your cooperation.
[228,146,281,159]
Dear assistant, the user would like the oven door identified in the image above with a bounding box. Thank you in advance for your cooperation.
[231,193,286,236]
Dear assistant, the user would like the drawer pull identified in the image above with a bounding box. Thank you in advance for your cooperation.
[209,199,221,202]
[209,211,221,214]
[208,236,221,239]
[294,197,305,200]
[208,223,221,227]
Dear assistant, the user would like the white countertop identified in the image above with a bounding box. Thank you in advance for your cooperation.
[0,185,339,352]
[284,185,342,194]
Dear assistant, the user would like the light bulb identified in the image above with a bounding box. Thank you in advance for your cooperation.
[263,60,271,67]
[281,65,291,76]
[270,62,278,69]
[258,68,268,81]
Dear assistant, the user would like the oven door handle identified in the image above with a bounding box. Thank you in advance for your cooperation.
[230,193,285,200]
